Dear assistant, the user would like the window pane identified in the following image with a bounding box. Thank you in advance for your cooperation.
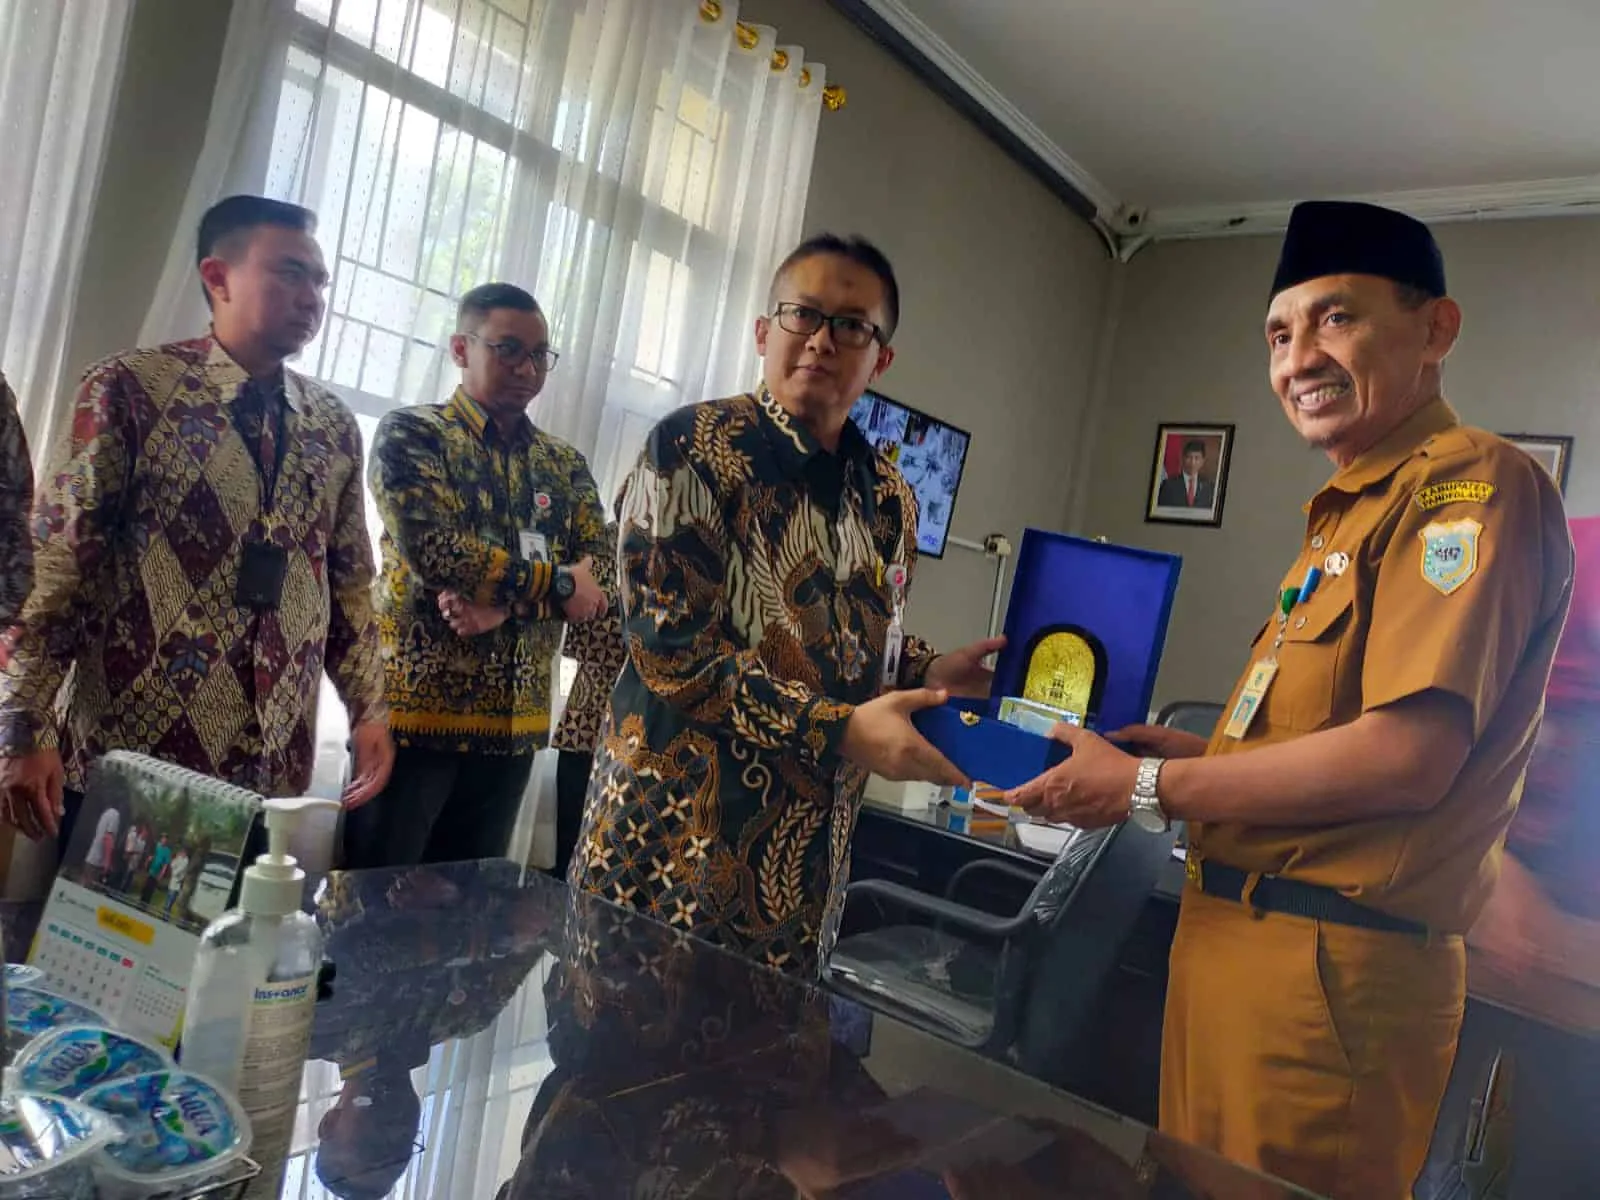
[277,0,735,417]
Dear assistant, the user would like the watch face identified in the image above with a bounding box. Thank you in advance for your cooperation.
[1130,804,1168,834]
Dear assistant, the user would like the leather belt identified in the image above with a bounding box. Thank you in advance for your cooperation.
[1187,856,1428,937]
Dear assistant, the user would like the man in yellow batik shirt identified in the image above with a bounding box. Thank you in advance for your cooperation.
[347,283,610,868]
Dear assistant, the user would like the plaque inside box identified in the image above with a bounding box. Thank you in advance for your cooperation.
[1020,625,1107,725]
[911,529,1181,792]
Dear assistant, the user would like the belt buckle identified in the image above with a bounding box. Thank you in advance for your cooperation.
[1184,852,1201,887]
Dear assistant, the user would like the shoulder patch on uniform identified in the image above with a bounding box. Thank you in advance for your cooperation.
[1414,480,1495,511]
[1419,518,1483,596]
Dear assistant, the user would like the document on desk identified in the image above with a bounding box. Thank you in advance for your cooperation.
[1015,824,1080,856]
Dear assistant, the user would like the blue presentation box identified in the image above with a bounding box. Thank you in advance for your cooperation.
[911,529,1182,792]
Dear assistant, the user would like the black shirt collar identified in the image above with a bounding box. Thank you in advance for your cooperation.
[754,386,880,516]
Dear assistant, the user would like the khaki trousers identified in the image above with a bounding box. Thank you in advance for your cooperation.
[1160,886,1465,1199]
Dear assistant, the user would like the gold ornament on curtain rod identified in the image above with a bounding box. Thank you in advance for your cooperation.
[696,1,845,108]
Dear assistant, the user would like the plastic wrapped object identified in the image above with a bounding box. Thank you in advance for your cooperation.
[0,1091,121,1199]
[14,1027,172,1099]
[80,1070,251,1200]
[4,990,105,1057]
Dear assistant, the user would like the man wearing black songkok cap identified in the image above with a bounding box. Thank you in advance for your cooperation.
[1005,200,1573,1198]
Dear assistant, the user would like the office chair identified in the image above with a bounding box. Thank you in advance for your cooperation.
[1152,699,1223,740]
[825,702,1204,1075]
[827,824,1116,1056]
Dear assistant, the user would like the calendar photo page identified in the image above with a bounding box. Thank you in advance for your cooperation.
[28,752,262,1047]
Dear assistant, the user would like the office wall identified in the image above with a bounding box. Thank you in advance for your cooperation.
[1079,217,1600,706]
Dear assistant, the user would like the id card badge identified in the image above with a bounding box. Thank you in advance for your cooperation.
[880,561,909,691]
[1222,659,1278,740]
[236,539,289,610]
[881,621,904,691]
[519,530,549,563]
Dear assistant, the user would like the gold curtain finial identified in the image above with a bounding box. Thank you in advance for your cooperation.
[735,20,759,50]
[698,0,722,22]
[799,67,812,87]
[771,48,790,71]
[823,83,847,111]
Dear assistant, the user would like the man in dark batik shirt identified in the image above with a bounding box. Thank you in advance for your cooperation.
[570,234,1001,978]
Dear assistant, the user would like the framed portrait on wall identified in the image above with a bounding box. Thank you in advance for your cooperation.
[1145,422,1235,528]
[1502,433,1573,495]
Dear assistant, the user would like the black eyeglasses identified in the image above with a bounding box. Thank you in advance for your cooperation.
[466,333,560,372]
[771,302,885,350]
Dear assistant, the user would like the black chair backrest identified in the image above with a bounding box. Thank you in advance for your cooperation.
[1029,826,1115,924]
[1155,699,1224,739]
[1011,815,1179,1086]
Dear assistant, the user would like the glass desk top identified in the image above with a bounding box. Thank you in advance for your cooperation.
[266,859,1316,1198]
[861,795,1061,860]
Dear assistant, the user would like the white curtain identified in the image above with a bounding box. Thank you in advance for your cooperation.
[263,0,827,506]
[138,0,301,346]
[170,0,829,841]
[0,0,131,455]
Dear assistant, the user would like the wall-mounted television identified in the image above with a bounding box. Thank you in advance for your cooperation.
[848,389,971,559]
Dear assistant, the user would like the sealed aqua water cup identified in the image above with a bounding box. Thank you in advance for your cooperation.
[14,1026,171,1099]
[80,1069,251,1199]
[0,1091,121,1199]
[4,989,105,1056]
[1,967,42,990]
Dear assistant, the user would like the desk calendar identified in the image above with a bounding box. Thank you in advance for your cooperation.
[28,752,261,1048]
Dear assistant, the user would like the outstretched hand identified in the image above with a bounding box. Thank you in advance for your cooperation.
[925,636,1005,699]
[840,688,966,787]
[1005,722,1139,828]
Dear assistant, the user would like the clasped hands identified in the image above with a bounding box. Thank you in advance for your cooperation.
[1002,721,1206,827]
[841,631,1210,830]
[439,555,607,637]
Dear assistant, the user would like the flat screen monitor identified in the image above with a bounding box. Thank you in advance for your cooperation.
[848,389,971,559]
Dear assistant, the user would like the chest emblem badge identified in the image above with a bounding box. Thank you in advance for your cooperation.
[1419,518,1483,596]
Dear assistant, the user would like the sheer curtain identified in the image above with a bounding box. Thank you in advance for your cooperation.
[0,0,131,454]
[253,0,827,839]
[140,0,830,838]
[262,0,828,505]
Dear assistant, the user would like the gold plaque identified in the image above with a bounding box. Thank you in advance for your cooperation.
[1022,630,1099,719]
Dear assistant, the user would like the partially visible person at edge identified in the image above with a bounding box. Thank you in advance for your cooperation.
[0,195,392,849]
[1004,201,1572,1199]
[1418,513,1600,1198]
[0,373,33,628]
[569,232,1002,979]
[547,509,624,880]
[346,282,609,868]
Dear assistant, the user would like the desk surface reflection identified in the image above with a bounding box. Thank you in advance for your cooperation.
[282,859,1315,1199]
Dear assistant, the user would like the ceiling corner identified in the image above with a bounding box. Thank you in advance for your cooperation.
[850,0,1124,223]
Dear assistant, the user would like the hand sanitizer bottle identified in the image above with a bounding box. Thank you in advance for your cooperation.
[179,798,338,1171]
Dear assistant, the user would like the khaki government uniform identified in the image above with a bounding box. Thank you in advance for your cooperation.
[1164,399,1573,1198]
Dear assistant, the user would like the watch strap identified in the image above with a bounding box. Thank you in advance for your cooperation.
[1131,756,1169,829]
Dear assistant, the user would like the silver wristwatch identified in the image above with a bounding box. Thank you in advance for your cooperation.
[1129,756,1170,833]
